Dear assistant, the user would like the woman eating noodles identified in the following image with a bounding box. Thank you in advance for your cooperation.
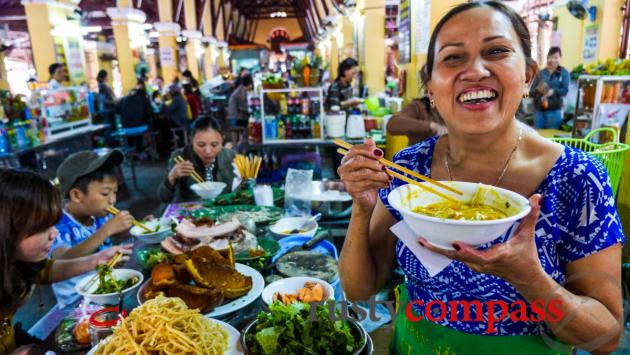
[0,169,126,354]
[158,115,237,203]
[338,2,623,354]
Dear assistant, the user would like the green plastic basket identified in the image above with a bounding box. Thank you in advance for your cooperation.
[551,127,630,196]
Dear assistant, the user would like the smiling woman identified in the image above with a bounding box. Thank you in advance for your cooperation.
[338,1,624,354]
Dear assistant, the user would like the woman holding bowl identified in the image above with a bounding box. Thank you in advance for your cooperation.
[338,2,623,354]
[158,115,237,203]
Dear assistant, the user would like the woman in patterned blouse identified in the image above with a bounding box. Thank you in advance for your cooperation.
[338,2,623,354]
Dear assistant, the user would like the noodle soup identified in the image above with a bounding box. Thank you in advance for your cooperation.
[387,181,531,250]
[412,201,507,221]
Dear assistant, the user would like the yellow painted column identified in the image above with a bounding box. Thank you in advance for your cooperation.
[182,0,201,79]
[0,51,9,90]
[328,26,344,80]
[147,48,158,80]
[216,41,229,71]
[154,23,180,84]
[107,7,147,94]
[201,0,216,81]
[362,0,386,95]
[156,0,180,84]
[596,0,624,60]
[22,0,77,83]
[341,17,355,59]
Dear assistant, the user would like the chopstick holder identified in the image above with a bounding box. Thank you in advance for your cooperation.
[390,221,453,277]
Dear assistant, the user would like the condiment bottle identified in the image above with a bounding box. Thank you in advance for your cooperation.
[89,307,126,347]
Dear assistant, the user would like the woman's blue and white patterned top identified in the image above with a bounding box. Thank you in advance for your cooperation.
[379,136,625,336]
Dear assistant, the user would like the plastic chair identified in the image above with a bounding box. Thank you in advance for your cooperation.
[112,125,155,188]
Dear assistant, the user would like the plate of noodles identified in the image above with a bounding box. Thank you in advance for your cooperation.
[87,295,243,354]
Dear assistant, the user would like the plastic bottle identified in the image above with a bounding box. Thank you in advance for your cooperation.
[0,122,10,154]
[301,92,310,115]
[278,118,285,140]
[279,95,288,115]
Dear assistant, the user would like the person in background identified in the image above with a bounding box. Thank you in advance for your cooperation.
[182,70,200,92]
[227,74,253,128]
[153,76,165,95]
[529,46,570,129]
[184,83,201,120]
[325,58,362,111]
[158,115,236,203]
[50,150,134,308]
[151,91,163,114]
[96,70,116,119]
[386,96,447,146]
[0,169,127,354]
[47,63,66,90]
[119,80,154,157]
[164,84,190,129]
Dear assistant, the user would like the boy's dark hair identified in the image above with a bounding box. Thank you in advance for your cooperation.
[548,46,562,57]
[70,162,118,196]
[48,63,63,77]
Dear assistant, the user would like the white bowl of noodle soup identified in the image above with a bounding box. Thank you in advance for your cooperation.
[388,181,531,250]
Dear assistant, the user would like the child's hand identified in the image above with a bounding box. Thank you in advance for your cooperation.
[105,210,134,235]
[95,244,134,266]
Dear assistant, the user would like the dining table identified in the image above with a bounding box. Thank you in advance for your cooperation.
[32,202,395,354]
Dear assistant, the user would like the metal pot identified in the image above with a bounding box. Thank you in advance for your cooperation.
[311,180,353,219]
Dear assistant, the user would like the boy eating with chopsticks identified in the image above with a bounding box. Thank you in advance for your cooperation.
[50,149,134,307]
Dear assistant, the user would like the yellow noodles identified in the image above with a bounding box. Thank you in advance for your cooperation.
[412,201,507,221]
[94,295,228,355]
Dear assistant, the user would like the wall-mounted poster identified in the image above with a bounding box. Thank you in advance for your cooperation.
[64,36,87,84]
[398,0,411,63]
[159,47,175,67]
[414,0,431,55]
[582,24,598,62]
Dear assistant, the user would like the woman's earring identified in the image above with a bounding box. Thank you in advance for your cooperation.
[430,98,435,108]
[523,85,529,98]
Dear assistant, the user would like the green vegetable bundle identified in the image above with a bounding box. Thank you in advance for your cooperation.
[246,302,362,355]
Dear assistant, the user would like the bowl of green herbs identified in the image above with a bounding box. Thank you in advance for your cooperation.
[241,302,366,354]
[75,266,143,305]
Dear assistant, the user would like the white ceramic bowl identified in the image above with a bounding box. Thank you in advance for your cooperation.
[129,218,173,244]
[261,276,335,307]
[388,181,531,250]
[191,181,227,200]
[75,269,144,305]
[269,217,318,237]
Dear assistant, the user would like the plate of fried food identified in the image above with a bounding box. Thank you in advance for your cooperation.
[87,294,243,354]
[137,245,264,318]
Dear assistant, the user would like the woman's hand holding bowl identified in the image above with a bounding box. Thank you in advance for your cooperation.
[419,194,545,288]
[337,138,390,213]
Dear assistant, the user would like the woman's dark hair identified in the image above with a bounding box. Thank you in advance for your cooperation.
[338,58,359,79]
[48,63,62,77]
[189,115,224,138]
[97,70,108,83]
[182,70,193,78]
[548,46,562,57]
[183,83,194,95]
[420,1,537,89]
[240,74,253,87]
[0,169,62,308]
